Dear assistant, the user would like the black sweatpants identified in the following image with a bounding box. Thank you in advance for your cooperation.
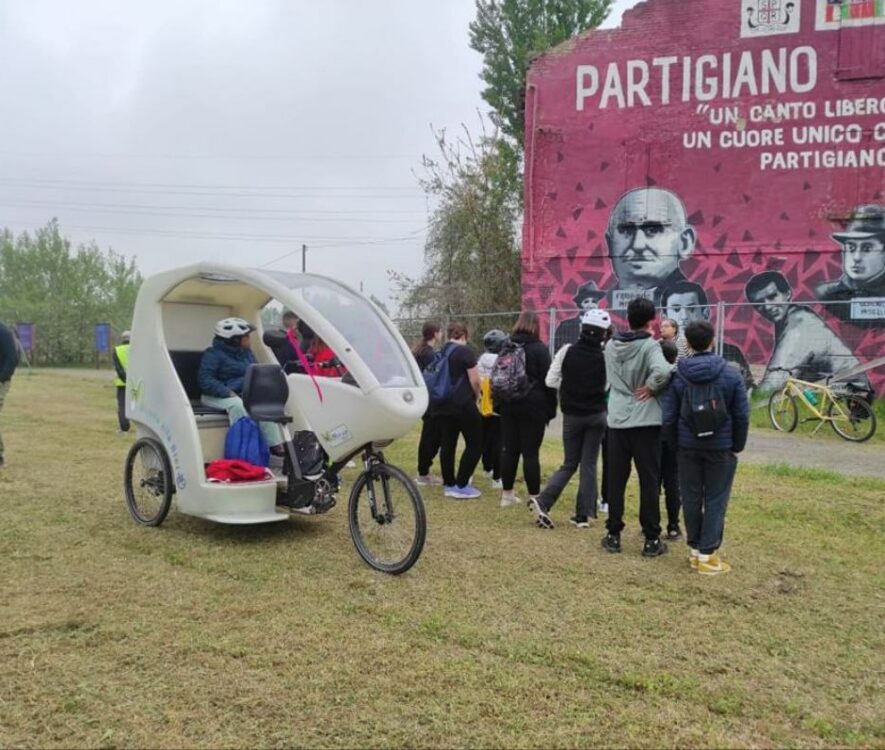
[605,426,662,540]
[481,416,502,480]
[438,404,483,488]
[116,386,130,432]
[660,440,681,528]
[500,412,547,496]
[679,449,737,554]
[417,412,441,476]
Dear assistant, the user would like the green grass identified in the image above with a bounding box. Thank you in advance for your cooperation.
[1,373,884,748]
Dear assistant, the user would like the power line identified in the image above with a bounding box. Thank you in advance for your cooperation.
[0,198,424,223]
[0,176,419,192]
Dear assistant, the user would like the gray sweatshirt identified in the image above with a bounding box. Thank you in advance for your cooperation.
[604,330,674,429]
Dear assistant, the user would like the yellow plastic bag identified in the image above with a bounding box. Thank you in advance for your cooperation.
[479,377,494,417]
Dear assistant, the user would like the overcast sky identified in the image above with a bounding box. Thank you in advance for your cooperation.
[0,0,640,311]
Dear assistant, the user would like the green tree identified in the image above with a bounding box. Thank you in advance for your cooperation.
[393,124,522,320]
[0,220,142,365]
[469,0,613,147]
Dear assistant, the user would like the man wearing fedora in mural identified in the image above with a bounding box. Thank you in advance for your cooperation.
[605,187,697,311]
[553,279,607,352]
[815,204,885,326]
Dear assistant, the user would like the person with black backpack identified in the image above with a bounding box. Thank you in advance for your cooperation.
[494,312,557,507]
[661,320,749,576]
[529,309,610,529]
[427,322,483,500]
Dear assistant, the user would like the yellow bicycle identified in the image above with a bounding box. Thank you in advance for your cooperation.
[767,368,877,443]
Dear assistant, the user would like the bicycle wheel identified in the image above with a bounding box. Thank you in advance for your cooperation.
[768,389,798,433]
[348,462,426,575]
[124,437,173,526]
[827,394,877,443]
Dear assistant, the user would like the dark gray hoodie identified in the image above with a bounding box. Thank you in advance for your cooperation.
[604,330,674,429]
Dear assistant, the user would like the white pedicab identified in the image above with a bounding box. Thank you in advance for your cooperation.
[122,263,428,574]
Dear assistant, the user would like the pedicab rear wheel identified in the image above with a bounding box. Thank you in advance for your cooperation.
[348,462,426,575]
[124,437,173,526]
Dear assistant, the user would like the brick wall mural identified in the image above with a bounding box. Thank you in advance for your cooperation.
[522,0,885,392]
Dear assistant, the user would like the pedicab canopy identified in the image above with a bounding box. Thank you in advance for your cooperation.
[126,263,427,496]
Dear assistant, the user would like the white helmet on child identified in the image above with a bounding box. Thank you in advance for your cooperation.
[214,317,254,339]
[580,309,611,330]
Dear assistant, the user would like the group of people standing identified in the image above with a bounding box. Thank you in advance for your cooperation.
[412,297,749,576]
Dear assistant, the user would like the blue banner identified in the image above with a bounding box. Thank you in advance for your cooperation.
[95,323,111,353]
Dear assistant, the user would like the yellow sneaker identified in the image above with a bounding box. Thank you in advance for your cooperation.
[697,552,732,576]
[689,549,699,570]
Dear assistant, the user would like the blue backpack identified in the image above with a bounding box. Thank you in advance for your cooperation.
[224,417,270,467]
[422,342,463,406]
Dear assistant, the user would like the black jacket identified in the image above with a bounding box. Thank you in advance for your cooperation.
[559,334,606,416]
[496,332,557,421]
[0,324,18,383]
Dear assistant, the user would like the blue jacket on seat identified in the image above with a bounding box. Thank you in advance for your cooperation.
[661,351,749,452]
[198,337,256,398]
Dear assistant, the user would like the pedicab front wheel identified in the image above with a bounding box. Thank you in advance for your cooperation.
[348,461,426,575]
[124,437,173,526]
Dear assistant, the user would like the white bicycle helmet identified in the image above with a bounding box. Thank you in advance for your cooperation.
[580,309,612,330]
[214,317,254,339]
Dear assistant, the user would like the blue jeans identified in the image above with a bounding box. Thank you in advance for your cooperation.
[678,449,737,555]
[202,394,284,448]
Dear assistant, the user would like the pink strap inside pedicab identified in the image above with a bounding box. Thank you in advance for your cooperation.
[286,328,324,403]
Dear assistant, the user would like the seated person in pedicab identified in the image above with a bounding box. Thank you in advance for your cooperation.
[198,317,286,454]
[307,335,347,378]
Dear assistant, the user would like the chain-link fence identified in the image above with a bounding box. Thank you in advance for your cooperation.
[393,299,885,393]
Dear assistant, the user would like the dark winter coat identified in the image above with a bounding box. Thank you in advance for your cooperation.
[198,336,257,398]
[495,332,557,421]
[0,324,18,383]
[661,351,750,452]
[558,334,607,416]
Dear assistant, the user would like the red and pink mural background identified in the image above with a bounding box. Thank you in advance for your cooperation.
[522,0,885,392]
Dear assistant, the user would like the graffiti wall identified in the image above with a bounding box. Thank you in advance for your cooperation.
[522,0,885,392]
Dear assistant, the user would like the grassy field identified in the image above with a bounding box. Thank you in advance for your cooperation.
[1,372,883,749]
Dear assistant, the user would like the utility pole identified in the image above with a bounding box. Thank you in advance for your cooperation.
[301,243,307,273]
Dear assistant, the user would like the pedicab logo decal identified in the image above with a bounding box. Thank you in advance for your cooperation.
[321,424,353,448]
[130,388,187,489]
[741,0,801,37]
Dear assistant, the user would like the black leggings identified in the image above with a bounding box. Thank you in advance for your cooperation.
[437,404,483,487]
[481,416,502,479]
[416,413,441,476]
[500,412,547,495]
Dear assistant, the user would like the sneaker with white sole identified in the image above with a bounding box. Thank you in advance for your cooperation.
[569,515,590,528]
[689,548,700,570]
[697,551,731,575]
[528,497,554,529]
[598,502,609,514]
[500,493,520,508]
[415,474,443,486]
[491,478,503,490]
[448,485,481,499]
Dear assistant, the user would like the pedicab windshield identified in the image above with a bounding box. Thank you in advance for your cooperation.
[283,276,418,388]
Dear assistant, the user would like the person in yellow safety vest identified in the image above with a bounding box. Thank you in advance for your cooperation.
[113,331,131,433]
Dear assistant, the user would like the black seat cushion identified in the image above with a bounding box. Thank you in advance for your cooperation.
[243,364,292,423]
[169,350,227,416]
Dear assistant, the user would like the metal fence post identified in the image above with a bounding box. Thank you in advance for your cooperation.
[716,301,725,356]
[548,307,556,356]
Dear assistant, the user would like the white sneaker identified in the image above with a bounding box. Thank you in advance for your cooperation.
[500,493,520,508]
[415,475,443,486]
[484,470,494,479]
[528,497,554,529]
[491,478,503,490]
[598,502,609,514]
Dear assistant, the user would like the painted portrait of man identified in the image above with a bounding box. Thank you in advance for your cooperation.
[661,281,754,388]
[553,279,607,351]
[815,204,885,325]
[746,271,869,393]
[605,187,697,310]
